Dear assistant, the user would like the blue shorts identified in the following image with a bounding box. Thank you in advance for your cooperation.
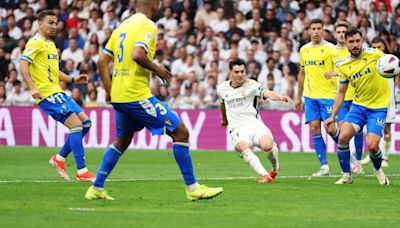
[38,92,82,124]
[344,104,387,137]
[337,100,353,122]
[304,97,340,124]
[112,96,181,138]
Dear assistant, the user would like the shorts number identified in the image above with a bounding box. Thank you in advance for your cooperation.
[118,32,126,63]
[155,103,167,115]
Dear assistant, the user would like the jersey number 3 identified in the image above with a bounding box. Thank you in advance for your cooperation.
[118,32,127,63]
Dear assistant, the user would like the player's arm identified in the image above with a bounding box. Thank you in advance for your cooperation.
[59,71,88,84]
[263,90,293,104]
[132,46,171,82]
[219,102,228,127]
[324,82,348,128]
[20,59,42,99]
[294,67,305,110]
[98,53,113,102]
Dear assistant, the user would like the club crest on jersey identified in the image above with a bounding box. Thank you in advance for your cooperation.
[26,47,34,55]
[320,49,324,54]
[363,58,367,64]
[145,32,153,42]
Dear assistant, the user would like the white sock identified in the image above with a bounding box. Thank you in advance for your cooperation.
[77,167,88,175]
[266,144,279,172]
[56,154,66,162]
[187,182,199,192]
[383,140,391,160]
[242,149,268,176]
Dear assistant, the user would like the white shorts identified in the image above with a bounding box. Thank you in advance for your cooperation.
[229,119,274,148]
[387,102,396,124]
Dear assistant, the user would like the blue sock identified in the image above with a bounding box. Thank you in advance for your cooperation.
[69,126,86,169]
[337,143,351,173]
[354,131,364,160]
[330,128,340,144]
[93,145,124,188]
[59,119,92,158]
[173,143,196,185]
[312,134,328,166]
[369,150,382,170]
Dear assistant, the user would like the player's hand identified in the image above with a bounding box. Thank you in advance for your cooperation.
[75,74,89,84]
[105,93,111,104]
[324,117,335,129]
[156,66,172,83]
[294,99,303,111]
[324,72,337,79]
[30,88,42,100]
[280,95,293,103]
[221,119,228,127]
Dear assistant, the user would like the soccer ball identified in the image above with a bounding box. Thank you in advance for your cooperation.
[376,54,400,78]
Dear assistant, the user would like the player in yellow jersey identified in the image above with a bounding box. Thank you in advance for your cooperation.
[19,10,96,182]
[325,21,365,175]
[295,19,342,177]
[324,28,390,185]
[85,0,223,201]
[361,37,395,167]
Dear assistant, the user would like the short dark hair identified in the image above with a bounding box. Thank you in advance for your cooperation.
[310,18,323,26]
[371,36,384,44]
[229,58,246,70]
[38,10,56,21]
[345,27,362,39]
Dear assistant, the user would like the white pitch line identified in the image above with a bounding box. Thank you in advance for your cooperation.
[0,174,399,184]
[68,208,96,211]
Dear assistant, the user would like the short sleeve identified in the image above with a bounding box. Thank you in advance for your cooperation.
[21,40,40,63]
[299,48,304,67]
[103,32,116,57]
[134,22,157,53]
[216,86,224,102]
[337,66,348,84]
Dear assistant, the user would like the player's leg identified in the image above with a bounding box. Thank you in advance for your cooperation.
[58,111,91,159]
[305,97,329,176]
[136,97,222,200]
[335,104,366,184]
[254,124,279,180]
[382,123,392,167]
[86,104,137,200]
[366,109,390,185]
[62,112,95,181]
[334,122,356,184]
[234,138,271,183]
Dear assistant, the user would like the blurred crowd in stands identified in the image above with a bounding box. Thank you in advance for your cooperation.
[1,0,400,111]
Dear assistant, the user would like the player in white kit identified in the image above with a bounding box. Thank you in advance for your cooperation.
[361,37,395,167]
[217,58,293,183]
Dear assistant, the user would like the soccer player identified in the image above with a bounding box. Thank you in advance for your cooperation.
[324,21,364,174]
[295,19,342,177]
[217,58,291,183]
[360,37,394,167]
[19,10,95,182]
[324,28,390,185]
[85,0,223,201]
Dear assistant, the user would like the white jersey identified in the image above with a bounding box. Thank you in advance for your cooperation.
[217,79,266,131]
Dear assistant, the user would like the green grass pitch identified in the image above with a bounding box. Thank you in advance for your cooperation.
[0,146,399,227]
